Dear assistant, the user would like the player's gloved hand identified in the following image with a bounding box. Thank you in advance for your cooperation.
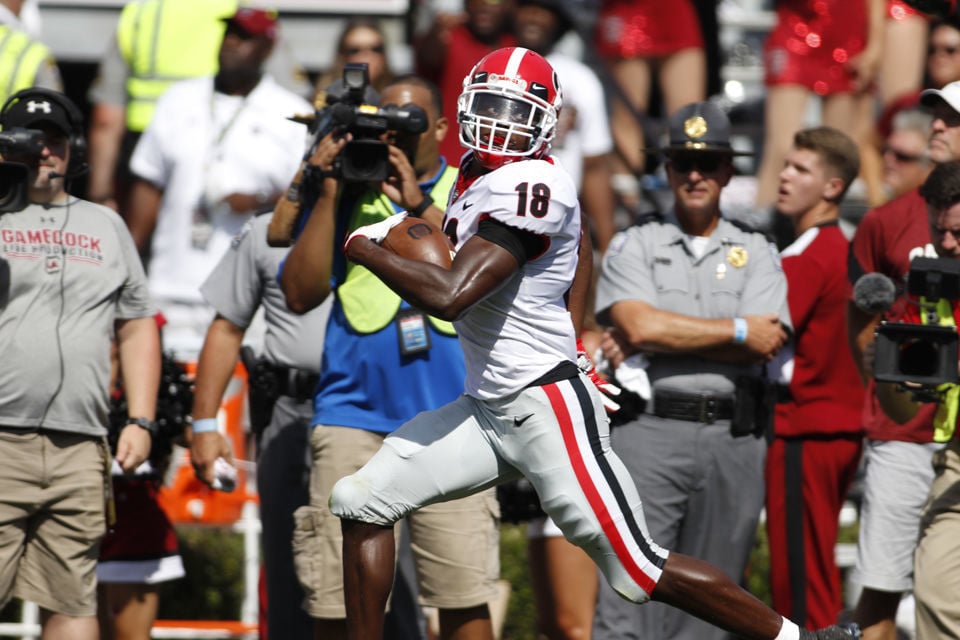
[343,212,408,253]
[577,338,622,414]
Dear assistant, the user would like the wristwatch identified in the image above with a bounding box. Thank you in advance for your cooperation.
[125,417,158,436]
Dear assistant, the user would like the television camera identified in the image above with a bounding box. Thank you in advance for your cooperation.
[0,127,44,213]
[871,257,960,392]
[309,62,428,184]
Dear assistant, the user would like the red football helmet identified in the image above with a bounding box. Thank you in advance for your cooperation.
[457,47,563,170]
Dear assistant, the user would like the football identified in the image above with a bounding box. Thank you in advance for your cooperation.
[382,217,455,269]
[899,0,957,17]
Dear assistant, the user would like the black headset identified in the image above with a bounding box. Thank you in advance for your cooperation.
[0,87,88,177]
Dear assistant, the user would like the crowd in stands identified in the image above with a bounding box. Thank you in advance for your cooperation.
[4,0,960,639]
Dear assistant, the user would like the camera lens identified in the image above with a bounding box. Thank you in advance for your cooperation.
[898,339,940,378]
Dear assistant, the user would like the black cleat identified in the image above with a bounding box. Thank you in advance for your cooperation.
[799,623,862,640]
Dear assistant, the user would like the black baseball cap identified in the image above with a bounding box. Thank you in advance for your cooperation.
[659,101,753,156]
[2,92,75,136]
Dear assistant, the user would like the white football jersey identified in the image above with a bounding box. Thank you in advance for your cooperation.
[443,157,581,399]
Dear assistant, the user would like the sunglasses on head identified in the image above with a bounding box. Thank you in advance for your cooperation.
[929,44,960,56]
[344,43,385,56]
[882,146,924,163]
[669,155,727,174]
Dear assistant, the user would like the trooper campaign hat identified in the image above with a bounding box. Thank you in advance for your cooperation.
[659,101,753,156]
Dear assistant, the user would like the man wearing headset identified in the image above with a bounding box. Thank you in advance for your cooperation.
[0,88,160,640]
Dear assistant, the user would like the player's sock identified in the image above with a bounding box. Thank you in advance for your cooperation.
[775,618,800,640]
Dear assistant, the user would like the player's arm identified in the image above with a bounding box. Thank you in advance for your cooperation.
[567,213,593,335]
[189,315,243,485]
[114,315,161,473]
[345,217,531,321]
[280,133,346,314]
[580,154,616,255]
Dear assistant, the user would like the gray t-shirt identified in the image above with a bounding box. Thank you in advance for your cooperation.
[0,197,155,435]
[200,214,328,372]
[596,216,792,396]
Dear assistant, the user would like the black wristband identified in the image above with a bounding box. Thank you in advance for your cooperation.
[408,197,433,217]
[125,417,158,436]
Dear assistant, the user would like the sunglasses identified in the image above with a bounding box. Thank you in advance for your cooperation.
[344,44,385,56]
[929,44,960,56]
[668,155,727,174]
[882,146,925,163]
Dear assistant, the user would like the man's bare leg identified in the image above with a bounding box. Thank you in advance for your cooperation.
[652,552,790,639]
[40,610,98,640]
[438,604,493,640]
[342,518,396,640]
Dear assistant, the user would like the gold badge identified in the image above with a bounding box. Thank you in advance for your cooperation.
[684,116,708,140]
[727,247,748,268]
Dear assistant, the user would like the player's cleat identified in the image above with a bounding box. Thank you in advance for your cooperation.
[800,622,862,639]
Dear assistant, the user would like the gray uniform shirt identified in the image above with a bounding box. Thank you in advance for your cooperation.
[200,214,328,372]
[596,216,791,397]
[0,198,154,435]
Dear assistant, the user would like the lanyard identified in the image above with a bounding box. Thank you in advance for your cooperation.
[210,88,249,149]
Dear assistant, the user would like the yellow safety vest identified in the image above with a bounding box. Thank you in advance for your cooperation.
[921,297,960,442]
[0,25,55,106]
[117,0,237,132]
[338,165,458,336]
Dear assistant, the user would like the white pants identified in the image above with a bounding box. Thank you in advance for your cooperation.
[330,372,670,603]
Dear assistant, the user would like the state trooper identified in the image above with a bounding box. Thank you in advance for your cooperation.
[592,101,792,640]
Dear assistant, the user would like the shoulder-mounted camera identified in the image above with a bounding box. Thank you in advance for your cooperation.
[0,129,43,213]
[311,63,428,184]
[874,257,960,391]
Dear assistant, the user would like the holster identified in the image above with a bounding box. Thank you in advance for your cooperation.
[731,375,775,441]
[240,346,281,440]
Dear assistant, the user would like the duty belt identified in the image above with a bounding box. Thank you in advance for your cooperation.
[653,390,734,424]
[276,367,319,401]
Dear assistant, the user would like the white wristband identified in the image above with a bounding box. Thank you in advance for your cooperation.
[192,418,219,434]
[733,317,748,344]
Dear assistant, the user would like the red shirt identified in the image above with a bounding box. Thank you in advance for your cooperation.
[776,223,865,437]
[850,188,937,442]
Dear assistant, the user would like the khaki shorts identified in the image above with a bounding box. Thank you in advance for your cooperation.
[293,425,500,619]
[0,429,108,616]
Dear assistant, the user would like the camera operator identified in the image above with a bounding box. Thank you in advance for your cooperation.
[279,74,500,640]
[845,79,960,640]
[0,88,160,640]
[866,161,960,639]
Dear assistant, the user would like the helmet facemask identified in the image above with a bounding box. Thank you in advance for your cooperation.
[457,51,560,170]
